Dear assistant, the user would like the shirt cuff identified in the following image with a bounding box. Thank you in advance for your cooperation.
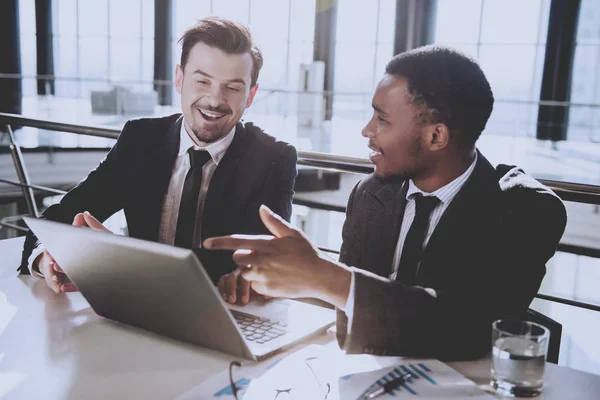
[28,246,46,278]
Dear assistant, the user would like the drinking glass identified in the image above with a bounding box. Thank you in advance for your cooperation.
[491,319,549,397]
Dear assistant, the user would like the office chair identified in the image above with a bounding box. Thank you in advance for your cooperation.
[522,308,562,364]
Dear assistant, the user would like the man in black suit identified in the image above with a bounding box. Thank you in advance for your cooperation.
[205,46,567,360]
[20,17,297,299]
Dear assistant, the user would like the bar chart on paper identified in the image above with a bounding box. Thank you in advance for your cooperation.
[339,360,495,399]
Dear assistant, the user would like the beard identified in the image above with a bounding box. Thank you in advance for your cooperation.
[376,136,424,183]
[189,122,229,144]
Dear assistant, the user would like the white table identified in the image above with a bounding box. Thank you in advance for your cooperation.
[2,237,600,399]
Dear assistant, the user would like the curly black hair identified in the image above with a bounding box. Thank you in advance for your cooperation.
[386,45,494,145]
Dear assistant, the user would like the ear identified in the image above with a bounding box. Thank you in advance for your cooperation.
[428,123,450,151]
[175,65,184,95]
[245,83,259,109]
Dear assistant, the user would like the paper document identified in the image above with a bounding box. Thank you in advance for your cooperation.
[178,342,494,399]
[339,359,495,399]
[177,354,287,400]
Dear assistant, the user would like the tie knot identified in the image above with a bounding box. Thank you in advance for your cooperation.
[188,149,212,168]
[413,194,440,216]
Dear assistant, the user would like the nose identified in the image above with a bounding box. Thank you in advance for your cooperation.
[206,86,225,108]
[361,118,375,138]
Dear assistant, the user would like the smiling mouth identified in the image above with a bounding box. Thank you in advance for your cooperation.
[368,144,383,157]
[197,108,228,121]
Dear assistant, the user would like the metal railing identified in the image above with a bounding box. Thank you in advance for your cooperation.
[2,112,599,204]
[1,112,600,315]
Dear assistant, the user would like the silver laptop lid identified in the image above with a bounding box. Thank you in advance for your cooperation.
[24,217,255,360]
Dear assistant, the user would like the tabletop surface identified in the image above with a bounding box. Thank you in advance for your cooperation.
[2,236,600,399]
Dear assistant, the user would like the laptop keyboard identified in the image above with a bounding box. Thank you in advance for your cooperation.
[231,310,289,344]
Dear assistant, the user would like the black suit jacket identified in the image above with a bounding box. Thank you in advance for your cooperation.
[337,151,567,361]
[20,114,298,281]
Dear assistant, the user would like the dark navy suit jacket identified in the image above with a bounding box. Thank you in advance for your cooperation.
[20,114,298,281]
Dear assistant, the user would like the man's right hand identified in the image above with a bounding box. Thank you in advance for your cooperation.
[34,211,110,294]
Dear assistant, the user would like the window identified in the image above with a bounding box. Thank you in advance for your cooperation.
[52,0,153,99]
[570,0,600,142]
[19,0,37,97]
[434,0,550,138]
[333,0,396,122]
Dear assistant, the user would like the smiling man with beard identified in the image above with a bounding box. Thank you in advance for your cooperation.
[205,46,567,361]
[20,17,298,300]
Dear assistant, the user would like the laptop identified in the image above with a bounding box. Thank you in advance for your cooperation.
[24,217,335,361]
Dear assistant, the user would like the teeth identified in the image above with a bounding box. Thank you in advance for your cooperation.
[370,151,382,157]
[200,109,225,119]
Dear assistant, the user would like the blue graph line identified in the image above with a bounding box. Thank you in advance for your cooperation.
[409,364,437,385]
[214,378,251,397]
[418,363,432,372]
[400,365,418,380]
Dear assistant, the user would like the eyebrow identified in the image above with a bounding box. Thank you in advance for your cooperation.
[372,104,388,117]
[191,69,247,86]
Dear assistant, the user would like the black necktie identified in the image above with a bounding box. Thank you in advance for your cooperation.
[396,194,440,285]
[174,149,212,248]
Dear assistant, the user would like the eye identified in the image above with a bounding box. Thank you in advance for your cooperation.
[228,86,241,92]
[197,80,208,85]
[377,115,387,124]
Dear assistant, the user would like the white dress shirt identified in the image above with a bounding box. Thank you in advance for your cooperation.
[158,121,235,247]
[28,120,235,276]
[342,153,478,337]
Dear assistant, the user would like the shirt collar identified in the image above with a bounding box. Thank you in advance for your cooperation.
[178,119,236,165]
[406,152,478,204]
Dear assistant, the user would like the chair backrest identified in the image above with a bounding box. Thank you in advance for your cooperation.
[523,308,562,364]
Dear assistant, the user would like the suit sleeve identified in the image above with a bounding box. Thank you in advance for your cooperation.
[197,143,297,283]
[336,182,359,348]
[340,190,567,361]
[240,143,298,231]
[19,122,131,273]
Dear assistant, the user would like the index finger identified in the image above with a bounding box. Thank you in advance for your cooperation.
[203,234,273,252]
[239,276,251,304]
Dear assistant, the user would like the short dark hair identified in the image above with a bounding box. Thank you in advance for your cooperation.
[178,17,263,87]
[385,45,494,145]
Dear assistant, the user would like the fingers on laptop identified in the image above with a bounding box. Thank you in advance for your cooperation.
[218,274,237,304]
[82,211,110,232]
[239,277,251,304]
[45,268,61,294]
[72,211,110,232]
[39,251,60,294]
[218,272,252,305]
[60,283,78,293]
[226,272,238,304]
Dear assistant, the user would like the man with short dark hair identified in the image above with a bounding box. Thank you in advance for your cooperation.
[206,46,567,360]
[21,17,298,298]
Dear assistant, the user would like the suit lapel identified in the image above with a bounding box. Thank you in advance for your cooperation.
[201,122,248,240]
[418,152,499,275]
[365,181,407,277]
[146,115,182,241]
